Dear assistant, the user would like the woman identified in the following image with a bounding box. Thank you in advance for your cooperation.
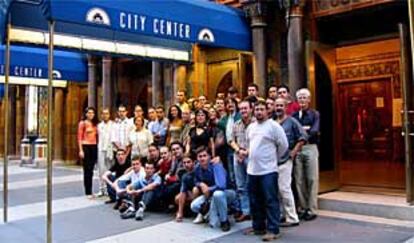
[166,105,184,146]
[186,109,215,159]
[77,107,99,199]
[128,116,154,160]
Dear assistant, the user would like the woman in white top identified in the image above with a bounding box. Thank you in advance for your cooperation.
[128,116,154,160]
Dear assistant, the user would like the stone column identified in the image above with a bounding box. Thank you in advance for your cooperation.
[152,61,164,106]
[244,1,267,97]
[87,55,97,109]
[287,5,305,93]
[102,56,112,110]
[53,88,64,162]
[163,63,174,108]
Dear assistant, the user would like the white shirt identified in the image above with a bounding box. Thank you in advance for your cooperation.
[128,128,154,158]
[111,118,135,150]
[98,120,113,152]
[118,167,146,184]
[246,119,288,176]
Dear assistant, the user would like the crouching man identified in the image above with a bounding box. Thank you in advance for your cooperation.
[121,162,162,220]
[190,146,236,232]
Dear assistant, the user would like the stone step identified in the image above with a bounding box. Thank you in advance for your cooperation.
[318,191,414,221]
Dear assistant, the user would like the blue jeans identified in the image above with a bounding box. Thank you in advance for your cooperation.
[106,173,117,201]
[234,157,250,215]
[191,189,236,228]
[227,150,235,187]
[248,172,280,234]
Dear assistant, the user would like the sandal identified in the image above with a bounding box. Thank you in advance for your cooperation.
[175,214,183,222]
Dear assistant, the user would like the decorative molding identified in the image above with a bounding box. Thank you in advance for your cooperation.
[336,52,400,65]
[243,1,268,19]
[312,0,395,18]
[336,60,401,97]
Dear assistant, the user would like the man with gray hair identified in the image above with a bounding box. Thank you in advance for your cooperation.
[292,88,320,221]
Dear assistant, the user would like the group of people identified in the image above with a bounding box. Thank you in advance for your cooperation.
[77,83,320,241]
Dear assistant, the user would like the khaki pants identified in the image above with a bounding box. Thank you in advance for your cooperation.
[278,159,299,223]
[97,150,114,192]
[294,144,319,215]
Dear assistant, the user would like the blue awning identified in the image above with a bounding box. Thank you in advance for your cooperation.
[4,0,251,57]
[0,45,87,82]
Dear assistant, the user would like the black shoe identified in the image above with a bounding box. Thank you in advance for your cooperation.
[298,210,306,220]
[303,212,317,221]
[280,221,300,227]
[118,202,129,213]
[105,199,116,204]
[113,200,122,210]
[220,220,231,232]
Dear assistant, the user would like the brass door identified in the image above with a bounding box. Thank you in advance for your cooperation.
[306,41,339,193]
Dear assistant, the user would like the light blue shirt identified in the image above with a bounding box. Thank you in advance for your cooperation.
[132,174,162,190]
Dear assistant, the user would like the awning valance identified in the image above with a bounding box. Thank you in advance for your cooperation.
[2,0,251,61]
[0,45,87,86]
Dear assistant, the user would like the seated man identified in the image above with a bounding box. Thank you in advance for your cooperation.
[121,162,162,220]
[175,155,197,222]
[157,146,172,178]
[162,141,187,208]
[102,149,131,208]
[190,146,236,232]
[113,156,146,212]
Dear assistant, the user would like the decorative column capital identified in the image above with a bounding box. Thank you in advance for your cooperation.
[242,0,268,28]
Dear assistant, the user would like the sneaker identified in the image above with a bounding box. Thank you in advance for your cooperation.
[95,190,106,198]
[220,220,231,232]
[120,206,136,219]
[193,213,204,224]
[135,207,144,221]
[262,232,281,242]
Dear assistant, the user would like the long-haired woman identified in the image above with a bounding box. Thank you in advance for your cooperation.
[77,107,99,199]
[166,105,183,146]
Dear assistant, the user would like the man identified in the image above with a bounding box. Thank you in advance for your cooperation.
[275,98,307,227]
[128,105,148,128]
[176,90,190,112]
[277,84,300,115]
[147,107,157,123]
[247,84,259,98]
[268,85,278,100]
[180,109,192,145]
[113,156,146,212]
[292,88,320,221]
[198,95,207,109]
[266,97,276,119]
[111,104,134,158]
[190,146,236,232]
[218,98,241,185]
[215,97,227,119]
[243,100,288,241]
[97,108,113,197]
[148,106,169,146]
[157,146,172,178]
[147,143,160,164]
[227,86,241,103]
[175,155,196,222]
[102,149,132,207]
[121,163,162,220]
[163,142,187,207]
[228,100,253,222]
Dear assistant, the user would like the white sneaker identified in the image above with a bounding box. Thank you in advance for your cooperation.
[193,213,204,224]
[135,207,144,220]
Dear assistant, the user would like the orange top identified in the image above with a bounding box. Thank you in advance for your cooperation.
[77,120,98,145]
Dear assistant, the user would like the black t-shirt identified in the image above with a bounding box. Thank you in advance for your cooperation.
[109,160,131,179]
[189,126,212,156]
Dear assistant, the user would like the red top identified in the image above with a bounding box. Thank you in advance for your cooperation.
[77,120,98,145]
[158,159,172,177]
[286,101,300,116]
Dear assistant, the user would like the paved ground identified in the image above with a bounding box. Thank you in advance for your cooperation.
[0,163,413,243]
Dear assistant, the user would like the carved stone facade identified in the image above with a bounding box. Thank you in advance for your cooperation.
[312,0,395,17]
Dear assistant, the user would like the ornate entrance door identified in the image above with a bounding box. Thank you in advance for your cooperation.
[339,79,405,188]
